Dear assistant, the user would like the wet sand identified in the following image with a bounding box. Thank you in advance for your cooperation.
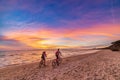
[0,50,120,80]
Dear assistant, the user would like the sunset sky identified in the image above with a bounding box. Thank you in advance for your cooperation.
[0,0,120,50]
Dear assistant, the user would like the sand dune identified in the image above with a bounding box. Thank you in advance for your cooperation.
[0,50,120,80]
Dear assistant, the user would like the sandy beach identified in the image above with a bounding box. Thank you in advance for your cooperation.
[0,50,120,80]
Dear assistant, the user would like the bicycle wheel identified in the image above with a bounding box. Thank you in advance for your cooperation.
[52,60,57,68]
[59,58,62,64]
[39,60,43,68]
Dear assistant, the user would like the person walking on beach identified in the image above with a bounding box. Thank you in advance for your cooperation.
[52,49,62,67]
[41,51,47,66]
[55,49,62,61]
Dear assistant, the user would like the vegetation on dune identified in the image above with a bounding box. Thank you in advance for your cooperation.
[109,40,120,51]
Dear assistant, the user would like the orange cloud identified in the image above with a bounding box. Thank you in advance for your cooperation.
[63,24,120,39]
[3,23,120,49]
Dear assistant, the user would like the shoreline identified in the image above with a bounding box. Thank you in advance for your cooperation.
[0,50,120,80]
[0,49,99,69]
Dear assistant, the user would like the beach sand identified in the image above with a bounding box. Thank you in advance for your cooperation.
[0,50,120,80]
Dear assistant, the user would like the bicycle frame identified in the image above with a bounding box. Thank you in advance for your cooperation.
[52,58,62,68]
[39,59,45,68]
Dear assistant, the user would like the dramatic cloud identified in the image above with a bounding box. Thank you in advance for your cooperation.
[0,35,32,50]
[0,0,120,50]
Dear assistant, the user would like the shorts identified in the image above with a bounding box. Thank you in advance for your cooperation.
[56,55,59,59]
[41,57,45,60]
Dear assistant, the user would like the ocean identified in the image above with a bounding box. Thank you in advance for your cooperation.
[0,49,99,68]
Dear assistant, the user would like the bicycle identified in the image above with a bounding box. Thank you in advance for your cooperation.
[39,59,46,68]
[52,58,62,68]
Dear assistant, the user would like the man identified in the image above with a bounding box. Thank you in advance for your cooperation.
[41,51,47,66]
[55,49,62,65]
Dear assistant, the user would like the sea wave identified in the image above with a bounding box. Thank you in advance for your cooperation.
[0,49,99,68]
